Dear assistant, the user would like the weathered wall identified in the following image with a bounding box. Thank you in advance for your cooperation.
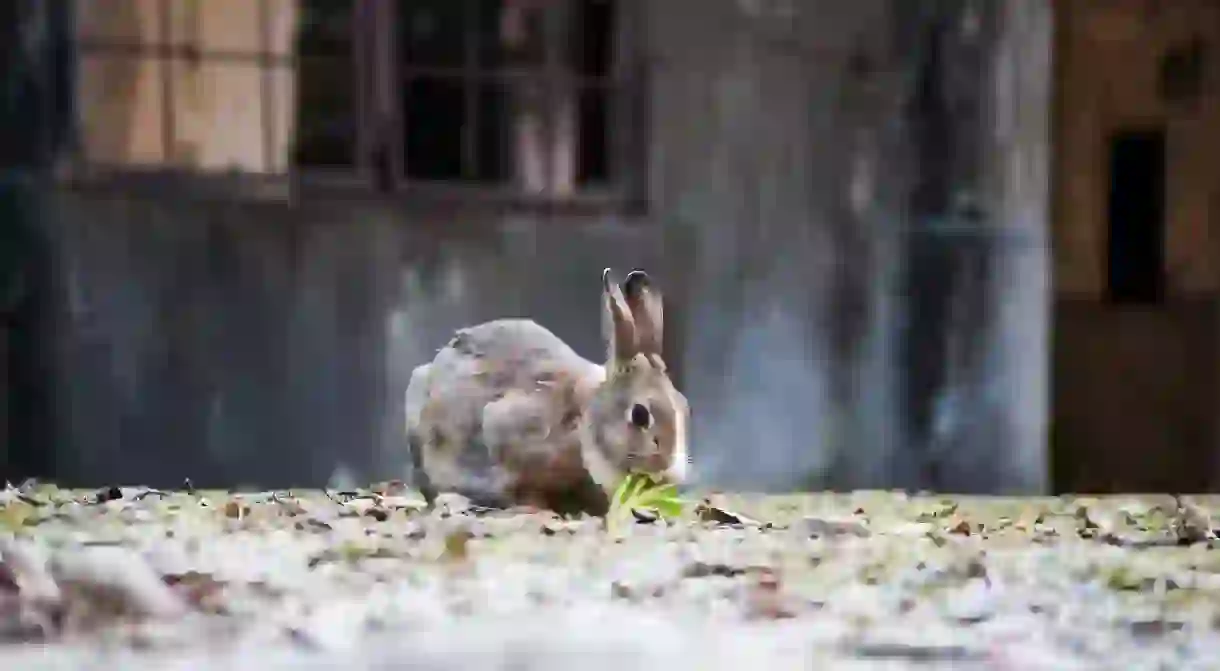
[42,197,659,487]
[644,0,1051,494]
[883,1,1052,493]
[1055,300,1218,492]
[20,0,1051,493]
[1055,0,1220,295]
[1052,0,1220,492]
[0,0,76,483]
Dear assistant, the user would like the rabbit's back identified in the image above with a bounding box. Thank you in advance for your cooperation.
[438,318,594,384]
[406,319,605,509]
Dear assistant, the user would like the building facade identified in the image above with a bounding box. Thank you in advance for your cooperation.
[6,0,1200,495]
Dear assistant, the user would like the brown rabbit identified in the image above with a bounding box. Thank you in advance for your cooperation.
[404,268,690,516]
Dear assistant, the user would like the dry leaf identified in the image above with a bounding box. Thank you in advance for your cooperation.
[374,495,427,512]
[371,480,408,496]
[340,498,378,517]
[949,519,972,536]
[162,571,226,613]
[0,502,35,533]
[223,501,249,520]
[745,568,796,620]
[271,494,308,517]
[443,530,474,562]
[696,501,762,527]
[1172,496,1213,544]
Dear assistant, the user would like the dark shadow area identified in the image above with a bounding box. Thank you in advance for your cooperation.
[0,0,76,484]
[1105,127,1166,306]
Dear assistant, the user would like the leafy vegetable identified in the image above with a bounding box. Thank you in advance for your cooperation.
[607,472,687,531]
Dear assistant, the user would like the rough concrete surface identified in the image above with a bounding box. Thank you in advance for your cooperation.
[4,483,1220,669]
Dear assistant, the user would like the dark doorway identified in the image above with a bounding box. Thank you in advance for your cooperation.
[1105,127,1166,304]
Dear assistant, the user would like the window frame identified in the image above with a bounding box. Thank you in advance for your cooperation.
[60,0,650,217]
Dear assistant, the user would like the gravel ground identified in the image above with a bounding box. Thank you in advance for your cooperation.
[4,483,1220,669]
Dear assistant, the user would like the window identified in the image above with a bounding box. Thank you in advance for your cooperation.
[294,1,361,171]
[1159,37,1206,112]
[74,0,321,175]
[1106,127,1166,305]
[68,0,646,210]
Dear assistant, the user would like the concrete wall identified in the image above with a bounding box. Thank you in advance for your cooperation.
[888,1,1052,493]
[1055,299,1218,492]
[23,0,1051,493]
[42,197,658,487]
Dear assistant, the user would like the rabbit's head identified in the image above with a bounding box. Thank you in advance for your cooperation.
[581,268,690,491]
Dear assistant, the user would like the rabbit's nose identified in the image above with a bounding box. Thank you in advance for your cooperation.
[640,451,669,472]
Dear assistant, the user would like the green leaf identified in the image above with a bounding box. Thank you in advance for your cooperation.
[0,502,36,533]
[607,472,688,532]
[614,474,649,506]
[647,497,684,519]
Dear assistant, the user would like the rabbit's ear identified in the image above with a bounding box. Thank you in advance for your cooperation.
[602,267,637,364]
[622,269,663,357]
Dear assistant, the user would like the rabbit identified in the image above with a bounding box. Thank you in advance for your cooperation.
[404,268,690,516]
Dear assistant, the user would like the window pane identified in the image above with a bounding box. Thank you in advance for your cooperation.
[403,77,465,179]
[293,0,357,170]
[297,0,354,58]
[169,62,271,172]
[571,0,615,79]
[293,56,357,168]
[480,0,615,74]
[75,0,357,174]
[576,83,609,186]
[479,0,547,69]
[77,0,162,48]
[496,80,580,195]
[400,0,467,68]
[76,54,168,166]
[165,0,296,56]
[475,81,510,183]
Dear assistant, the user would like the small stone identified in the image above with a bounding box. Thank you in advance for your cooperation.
[801,517,870,538]
[434,493,475,515]
[364,507,390,522]
[94,486,123,503]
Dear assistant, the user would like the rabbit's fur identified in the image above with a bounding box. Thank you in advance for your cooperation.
[405,268,690,516]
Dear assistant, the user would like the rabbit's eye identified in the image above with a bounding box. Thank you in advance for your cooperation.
[628,403,652,429]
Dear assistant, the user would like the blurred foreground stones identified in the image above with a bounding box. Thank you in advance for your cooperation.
[3,483,1220,669]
